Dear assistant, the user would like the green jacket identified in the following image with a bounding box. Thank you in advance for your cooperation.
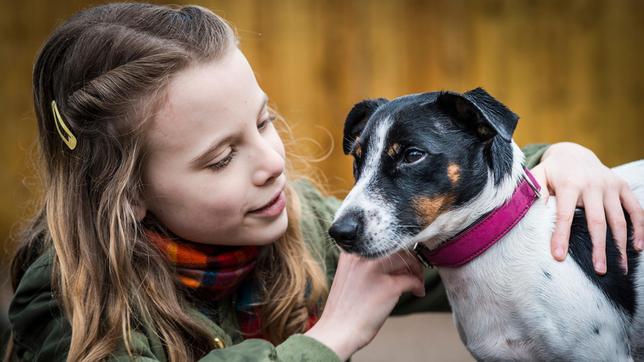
[3,144,549,361]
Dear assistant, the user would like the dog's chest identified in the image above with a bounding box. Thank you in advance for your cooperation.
[440,256,538,360]
[436,202,632,361]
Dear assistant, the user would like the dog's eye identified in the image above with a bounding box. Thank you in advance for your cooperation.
[402,148,426,164]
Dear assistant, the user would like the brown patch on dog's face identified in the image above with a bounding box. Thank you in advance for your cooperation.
[412,194,453,227]
[448,163,461,185]
[386,143,400,157]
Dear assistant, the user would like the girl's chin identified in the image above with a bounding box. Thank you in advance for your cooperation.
[256,209,289,245]
[182,210,289,246]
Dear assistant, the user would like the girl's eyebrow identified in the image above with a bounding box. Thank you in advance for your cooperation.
[190,94,269,167]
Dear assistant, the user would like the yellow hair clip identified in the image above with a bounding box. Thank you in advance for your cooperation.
[50,100,77,150]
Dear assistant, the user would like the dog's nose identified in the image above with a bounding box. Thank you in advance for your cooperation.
[329,211,363,251]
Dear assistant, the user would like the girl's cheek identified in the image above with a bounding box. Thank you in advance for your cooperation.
[210,197,240,215]
[203,179,247,214]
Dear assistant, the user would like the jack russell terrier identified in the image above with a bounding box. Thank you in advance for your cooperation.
[329,88,644,361]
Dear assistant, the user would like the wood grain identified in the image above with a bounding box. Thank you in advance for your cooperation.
[1,0,642,257]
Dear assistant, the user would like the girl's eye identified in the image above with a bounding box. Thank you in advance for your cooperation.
[258,115,276,131]
[207,149,235,171]
[402,148,426,164]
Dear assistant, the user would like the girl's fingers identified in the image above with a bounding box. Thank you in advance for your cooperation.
[550,186,579,261]
[378,250,422,275]
[530,164,552,203]
[604,189,628,273]
[620,184,644,251]
[390,270,425,297]
[529,164,550,202]
[583,189,607,275]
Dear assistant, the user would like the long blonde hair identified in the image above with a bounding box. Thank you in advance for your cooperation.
[8,3,328,361]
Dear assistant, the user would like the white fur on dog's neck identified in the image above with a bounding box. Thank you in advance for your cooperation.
[411,141,527,250]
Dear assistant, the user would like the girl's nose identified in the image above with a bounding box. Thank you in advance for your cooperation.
[252,142,285,186]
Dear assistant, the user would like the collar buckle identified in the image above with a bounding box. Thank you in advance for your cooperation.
[412,242,434,269]
[523,169,542,199]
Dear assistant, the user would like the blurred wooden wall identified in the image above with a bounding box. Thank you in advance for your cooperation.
[1,0,643,260]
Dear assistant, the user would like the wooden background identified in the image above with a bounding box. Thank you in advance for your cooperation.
[1,0,643,264]
[0,0,642,358]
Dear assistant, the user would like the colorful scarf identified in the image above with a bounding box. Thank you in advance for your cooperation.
[146,229,319,340]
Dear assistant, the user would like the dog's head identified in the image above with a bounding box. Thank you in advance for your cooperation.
[330,87,525,257]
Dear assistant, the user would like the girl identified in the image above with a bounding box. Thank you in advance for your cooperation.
[4,3,642,361]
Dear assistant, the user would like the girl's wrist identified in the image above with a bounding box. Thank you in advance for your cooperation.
[304,318,356,361]
[541,142,595,163]
[540,142,564,162]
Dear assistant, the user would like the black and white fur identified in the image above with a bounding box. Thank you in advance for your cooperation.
[329,88,644,361]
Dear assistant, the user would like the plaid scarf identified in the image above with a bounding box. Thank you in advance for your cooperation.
[146,229,319,340]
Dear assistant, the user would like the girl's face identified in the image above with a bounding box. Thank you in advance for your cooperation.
[140,47,288,246]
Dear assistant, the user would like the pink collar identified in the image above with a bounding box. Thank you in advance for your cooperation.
[413,168,541,268]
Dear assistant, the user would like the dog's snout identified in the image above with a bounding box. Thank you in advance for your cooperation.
[329,211,363,251]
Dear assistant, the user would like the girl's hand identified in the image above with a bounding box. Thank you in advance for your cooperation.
[530,142,644,275]
[305,251,424,361]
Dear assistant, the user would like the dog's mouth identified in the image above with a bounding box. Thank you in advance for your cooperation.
[356,246,399,259]
[335,232,418,258]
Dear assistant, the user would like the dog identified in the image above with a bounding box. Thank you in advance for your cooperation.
[329,87,644,361]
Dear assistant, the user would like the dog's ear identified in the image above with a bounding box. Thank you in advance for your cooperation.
[436,87,518,142]
[343,98,388,154]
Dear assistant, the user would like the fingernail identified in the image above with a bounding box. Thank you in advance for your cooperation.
[554,247,565,260]
[594,260,606,274]
[620,257,629,275]
[636,240,644,251]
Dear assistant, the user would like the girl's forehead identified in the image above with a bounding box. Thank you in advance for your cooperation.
[147,48,265,154]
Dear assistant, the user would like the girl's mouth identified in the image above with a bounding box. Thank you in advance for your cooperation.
[249,190,286,217]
